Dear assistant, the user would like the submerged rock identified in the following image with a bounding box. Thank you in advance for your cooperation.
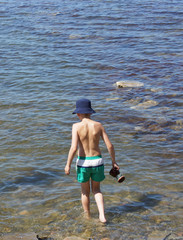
[0,233,36,240]
[130,100,158,109]
[125,97,142,105]
[176,119,183,126]
[134,120,165,134]
[170,119,183,130]
[52,12,62,16]
[116,81,144,88]
[69,34,82,39]
[150,88,162,93]
[106,97,120,101]
[147,231,172,240]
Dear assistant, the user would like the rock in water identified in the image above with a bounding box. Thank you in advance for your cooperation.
[130,100,158,109]
[116,81,144,88]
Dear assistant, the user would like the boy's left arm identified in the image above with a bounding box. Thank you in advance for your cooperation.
[101,125,119,170]
[65,124,78,175]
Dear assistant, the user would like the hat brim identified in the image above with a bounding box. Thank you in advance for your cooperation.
[72,108,96,114]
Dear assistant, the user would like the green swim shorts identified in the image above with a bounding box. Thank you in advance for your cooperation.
[76,156,105,183]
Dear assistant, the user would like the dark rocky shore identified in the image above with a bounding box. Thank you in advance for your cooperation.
[1,231,183,240]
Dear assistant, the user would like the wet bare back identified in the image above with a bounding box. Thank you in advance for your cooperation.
[65,114,116,175]
[76,118,102,157]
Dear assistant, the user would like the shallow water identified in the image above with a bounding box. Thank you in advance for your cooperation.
[0,0,183,239]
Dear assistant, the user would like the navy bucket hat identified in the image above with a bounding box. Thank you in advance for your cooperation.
[72,98,96,114]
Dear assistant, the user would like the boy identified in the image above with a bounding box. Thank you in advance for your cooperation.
[65,98,119,223]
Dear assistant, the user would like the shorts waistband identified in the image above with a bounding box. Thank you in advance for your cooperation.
[77,155,102,160]
[77,155,103,168]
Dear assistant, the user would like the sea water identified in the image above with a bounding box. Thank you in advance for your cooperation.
[0,0,183,239]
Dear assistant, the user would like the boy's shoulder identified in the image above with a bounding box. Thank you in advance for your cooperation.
[73,120,103,128]
[92,119,103,126]
[89,120,105,130]
[72,122,81,128]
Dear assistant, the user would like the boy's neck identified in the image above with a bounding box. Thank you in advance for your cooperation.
[82,117,90,121]
[77,113,91,121]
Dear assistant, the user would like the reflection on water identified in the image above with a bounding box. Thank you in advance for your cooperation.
[108,193,162,214]
[0,0,183,239]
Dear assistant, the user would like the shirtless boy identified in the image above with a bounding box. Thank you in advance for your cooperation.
[65,98,119,223]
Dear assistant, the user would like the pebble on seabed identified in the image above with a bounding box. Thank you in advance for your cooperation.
[63,237,85,240]
[18,210,29,215]
[63,238,110,240]
[37,235,54,240]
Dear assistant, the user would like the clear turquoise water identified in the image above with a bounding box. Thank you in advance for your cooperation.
[0,0,183,239]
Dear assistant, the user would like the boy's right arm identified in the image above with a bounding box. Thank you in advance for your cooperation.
[101,125,119,169]
[65,124,78,175]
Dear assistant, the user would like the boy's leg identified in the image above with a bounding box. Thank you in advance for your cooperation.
[81,181,90,218]
[91,180,106,223]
